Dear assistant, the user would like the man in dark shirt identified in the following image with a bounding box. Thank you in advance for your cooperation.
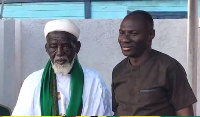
[112,10,197,116]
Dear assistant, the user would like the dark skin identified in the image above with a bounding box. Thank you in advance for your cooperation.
[118,15,155,66]
[118,15,194,116]
[45,31,81,65]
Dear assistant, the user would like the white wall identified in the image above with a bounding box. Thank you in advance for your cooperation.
[197,27,200,116]
[0,19,17,110]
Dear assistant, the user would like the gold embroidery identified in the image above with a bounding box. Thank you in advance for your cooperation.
[60,113,66,116]
[57,92,61,100]
[53,74,59,115]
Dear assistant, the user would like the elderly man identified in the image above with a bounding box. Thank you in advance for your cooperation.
[12,20,113,116]
[112,10,197,116]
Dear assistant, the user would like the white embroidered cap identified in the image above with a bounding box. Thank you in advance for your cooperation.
[44,19,80,39]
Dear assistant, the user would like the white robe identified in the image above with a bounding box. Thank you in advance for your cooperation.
[12,67,113,116]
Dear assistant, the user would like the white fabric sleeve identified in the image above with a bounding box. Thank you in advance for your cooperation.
[12,77,35,116]
[82,73,113,116]
[97,74,113,116]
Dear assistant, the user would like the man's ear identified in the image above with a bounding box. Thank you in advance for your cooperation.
[148,29,155,41]
[45,43,48,53]
[76,41,81,53]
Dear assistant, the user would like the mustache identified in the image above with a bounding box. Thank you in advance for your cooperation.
[120,41,137,48]
[54,56,69,62]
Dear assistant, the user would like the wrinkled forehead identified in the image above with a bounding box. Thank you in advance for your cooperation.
[46,31,77,42]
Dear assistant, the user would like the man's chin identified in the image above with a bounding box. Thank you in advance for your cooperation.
[122,52,141,58]
[122,51,133,57]
[52,62,73,76]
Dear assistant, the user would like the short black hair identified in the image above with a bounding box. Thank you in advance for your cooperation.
[125,10,154,29]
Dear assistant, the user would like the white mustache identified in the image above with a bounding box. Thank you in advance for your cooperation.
[54,56,69,63]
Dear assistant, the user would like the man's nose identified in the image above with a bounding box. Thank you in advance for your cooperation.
[56,46,64,56]
[120,34,131,42]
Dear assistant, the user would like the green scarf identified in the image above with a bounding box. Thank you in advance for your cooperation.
[40,58,84,116]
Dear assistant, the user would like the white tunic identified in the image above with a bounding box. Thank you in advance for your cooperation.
[12,67,113,116]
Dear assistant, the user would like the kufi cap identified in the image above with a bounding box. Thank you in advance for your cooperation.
[44,19,80,39]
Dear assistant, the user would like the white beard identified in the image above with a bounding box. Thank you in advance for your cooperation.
[52,56,76,76]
